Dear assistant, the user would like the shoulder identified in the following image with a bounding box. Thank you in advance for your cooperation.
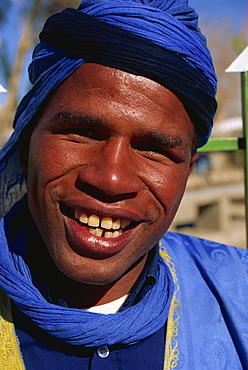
[160,231,248,286]
[160,233,248,369]
[161,231,247,262]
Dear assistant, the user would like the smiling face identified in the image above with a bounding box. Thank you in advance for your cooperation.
[21,63,197,287]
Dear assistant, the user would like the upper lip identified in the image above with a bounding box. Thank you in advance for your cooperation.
[60,199,145,223]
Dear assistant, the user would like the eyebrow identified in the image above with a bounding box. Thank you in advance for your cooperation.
[142,130,183,149]
[49,110,105,128]
[49,110,184,149]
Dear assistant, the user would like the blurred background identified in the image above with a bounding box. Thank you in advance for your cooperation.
[0,0,247,247]
[171,0,248,249]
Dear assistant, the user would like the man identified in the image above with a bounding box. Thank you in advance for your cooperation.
[0,1,247,369]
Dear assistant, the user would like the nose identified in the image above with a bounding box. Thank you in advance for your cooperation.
[77,137,142,200]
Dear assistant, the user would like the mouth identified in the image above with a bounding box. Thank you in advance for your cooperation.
[61,203,145,258]
[74,209,136,238]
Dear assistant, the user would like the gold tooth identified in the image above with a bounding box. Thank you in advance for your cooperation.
[101,217,113,230]
[88,214,100,227]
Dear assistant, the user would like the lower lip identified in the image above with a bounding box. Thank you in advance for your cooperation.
[64,217,139,258]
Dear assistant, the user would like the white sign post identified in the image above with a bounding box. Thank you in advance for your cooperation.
[226,46,248,246]
[0,84,7,93]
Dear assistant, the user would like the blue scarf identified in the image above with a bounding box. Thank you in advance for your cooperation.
[0,199,174,346]
[160,232,248,369]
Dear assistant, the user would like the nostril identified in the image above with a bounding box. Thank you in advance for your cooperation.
[75,180,138,203]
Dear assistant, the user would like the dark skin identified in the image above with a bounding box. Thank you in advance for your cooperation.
[19,63,198,309]
[27,225,147,308]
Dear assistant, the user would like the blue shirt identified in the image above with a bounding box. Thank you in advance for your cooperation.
[12,246,167,369]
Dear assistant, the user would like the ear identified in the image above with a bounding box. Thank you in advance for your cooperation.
[18,128,32,171]
[188,152,199,175]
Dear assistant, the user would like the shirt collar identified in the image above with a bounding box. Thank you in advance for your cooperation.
[120,244,159,310]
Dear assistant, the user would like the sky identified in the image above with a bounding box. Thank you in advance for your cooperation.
[0,0,246,105]
[190,0,245,32]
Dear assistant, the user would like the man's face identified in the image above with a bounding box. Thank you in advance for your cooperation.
[22,63,197,285]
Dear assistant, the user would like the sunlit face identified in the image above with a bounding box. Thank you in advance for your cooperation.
[22,63,197,285]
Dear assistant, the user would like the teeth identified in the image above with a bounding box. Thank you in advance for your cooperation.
[89,228,104,237]
[90,229,123,238]
[79,213,88,224]
[75,209,81,219]
[95,228,104,237]
[104,231,113,238]
[112,219,121,230]
[120,219,127,228]
[88,214,100,227]
[89,228,97,236]
[101,217,113,230]
[104,230,123,238]
[121,219,131,228]
[113,230,123,237]
[74,209,131,238]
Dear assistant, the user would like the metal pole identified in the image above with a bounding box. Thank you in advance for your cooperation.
[241,71,248,246]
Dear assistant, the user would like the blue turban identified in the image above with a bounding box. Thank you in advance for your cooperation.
[0,0,217,217]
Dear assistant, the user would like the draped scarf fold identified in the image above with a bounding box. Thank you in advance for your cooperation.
[0,201,174,346]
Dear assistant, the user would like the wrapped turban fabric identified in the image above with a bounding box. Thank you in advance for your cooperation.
[0,0,220,348]
[0,0,217,217]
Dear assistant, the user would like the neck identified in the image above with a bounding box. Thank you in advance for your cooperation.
[28,234,147,309]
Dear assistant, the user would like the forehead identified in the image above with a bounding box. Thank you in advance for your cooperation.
[47,63,184,111]
[38,63,194,143]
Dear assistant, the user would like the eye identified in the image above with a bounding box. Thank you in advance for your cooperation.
[58,127,104,141]
[134,140,182,163]
[135,141,167,156]
[75,127,103,140]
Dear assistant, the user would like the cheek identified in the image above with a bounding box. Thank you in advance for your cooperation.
[142,163,189,211]
[27,136,64,215]
[29,135,77,183]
